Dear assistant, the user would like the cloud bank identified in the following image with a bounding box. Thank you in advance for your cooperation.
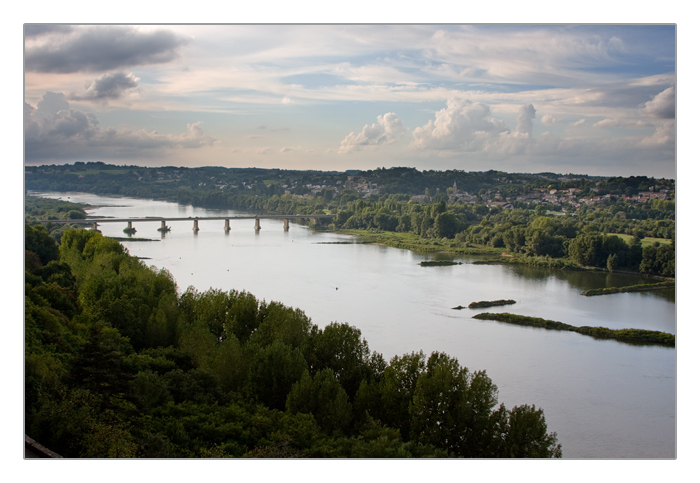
[25,92,216,162]
[24,25,189,73]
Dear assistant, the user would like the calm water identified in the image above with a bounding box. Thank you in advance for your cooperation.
[34,192,676,458]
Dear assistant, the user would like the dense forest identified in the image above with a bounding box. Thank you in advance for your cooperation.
[25,198,562,458]
[26,163,675,277]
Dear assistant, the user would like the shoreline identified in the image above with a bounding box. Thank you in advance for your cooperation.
[338,229,674,281]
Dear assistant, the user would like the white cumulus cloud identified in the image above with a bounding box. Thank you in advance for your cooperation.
[338,112,406,153]
[642,86,675,119]
[411,98,507,151]
[541,114,558,125]
[411,99,542,156]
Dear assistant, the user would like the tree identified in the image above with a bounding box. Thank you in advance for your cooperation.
[433,212,460,238]
[308,322,375,400]
[25,224,59,265]
[286,369,352,434]
[69,322,133,401]
[409,352,471,455]
[497,405,562,457]
[376,351,426,439]
[407,351,560,457]
[248,340,308,410]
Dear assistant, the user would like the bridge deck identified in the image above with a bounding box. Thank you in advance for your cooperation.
[45,214,334,224]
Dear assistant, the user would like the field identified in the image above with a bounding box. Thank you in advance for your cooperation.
[606,233,672,247]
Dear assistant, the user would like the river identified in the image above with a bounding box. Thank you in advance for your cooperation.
[33,191,676,458]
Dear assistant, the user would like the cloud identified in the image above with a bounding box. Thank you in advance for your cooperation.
[34,91,70,118]
[70,72,140,102]
[424,26,633,88]
[516,104,536,136]
[25,26,189,73]
[410,98,508,151]
[25,91,216,162]
[339,112,406,153]
[541,114,558,125]
[593,118,620,128]
[642,87,675,119]
[640,120,675,146]
[24,25,74,38]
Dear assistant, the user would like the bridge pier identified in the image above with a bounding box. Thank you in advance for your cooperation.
[92,222,99,230]
[157,220,173,233]
[224,219,231,233]
[283,218,290,232]
[254,218,261,233]
[123,220,136,235]
[193,218,200,232]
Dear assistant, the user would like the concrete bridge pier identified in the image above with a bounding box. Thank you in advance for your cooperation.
[193,218,200,233]
[283,218,290,232]
[254,218,261,233]
[91,222,99,230]
[160,220,167,230]
[127,221,133,230]
[224,219,231,233]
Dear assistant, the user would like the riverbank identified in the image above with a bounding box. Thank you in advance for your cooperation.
[472,312,675,347]
[336,229,675,280]
[337,229,506,256]
[581,281,675,296]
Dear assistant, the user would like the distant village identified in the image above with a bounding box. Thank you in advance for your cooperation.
[270,175,675,212]
[175,171,674,212]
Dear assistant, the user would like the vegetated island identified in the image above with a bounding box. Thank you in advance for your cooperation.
[581,281,674,296]
[110,237,160,242]
[468,299,516,309]
[419,261,463,266]
[472,312,674,347]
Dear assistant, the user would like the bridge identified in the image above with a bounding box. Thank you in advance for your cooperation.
[45,214,334,234]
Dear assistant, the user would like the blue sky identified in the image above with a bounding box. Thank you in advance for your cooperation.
[24,24,677,177]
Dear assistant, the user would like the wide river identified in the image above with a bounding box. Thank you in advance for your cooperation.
[34,191,676,458]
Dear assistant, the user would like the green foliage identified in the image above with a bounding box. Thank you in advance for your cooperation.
[25,224,59,265]
[248,340,307,410]
[286,369,353,434]
[498,405,563,457]
[25,225,562,458]
[307,322,383,400]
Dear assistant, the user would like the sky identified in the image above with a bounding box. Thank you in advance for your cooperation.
[24,24,677,178]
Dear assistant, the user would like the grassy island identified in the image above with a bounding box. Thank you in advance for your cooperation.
[419,261,463,266]
[468,299,517,309]
[581,281,674,296]
[472,312,675,347]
